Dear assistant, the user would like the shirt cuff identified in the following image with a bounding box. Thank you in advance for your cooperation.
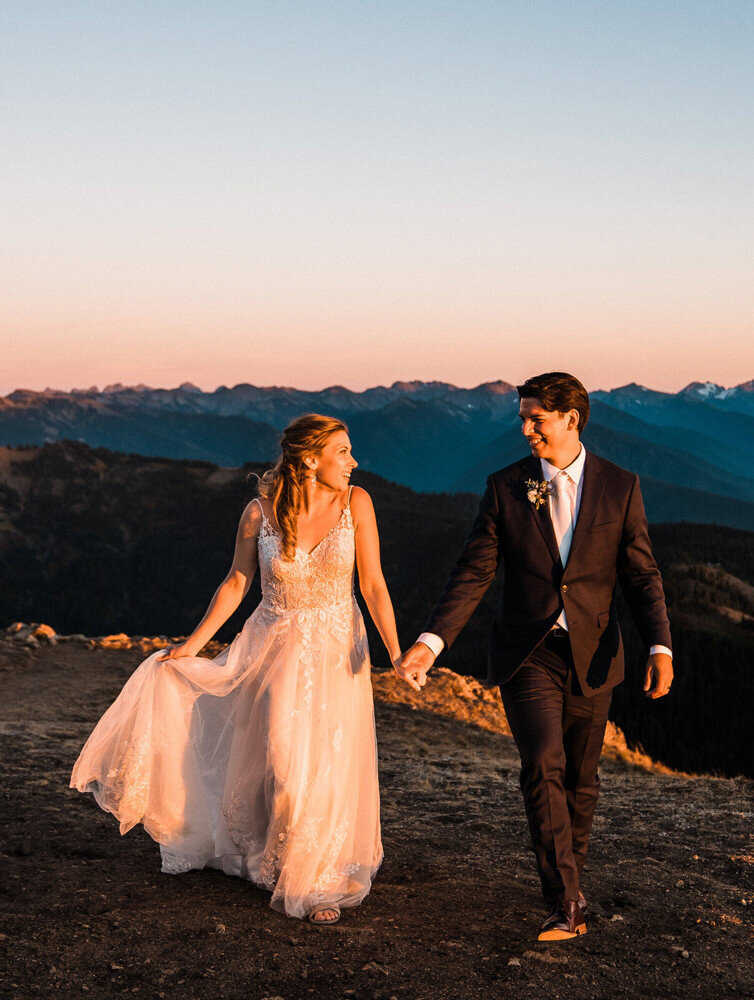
[417,632,445,658]
[649,644,672,658]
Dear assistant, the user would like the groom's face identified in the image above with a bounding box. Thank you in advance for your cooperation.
[518,396,576,463]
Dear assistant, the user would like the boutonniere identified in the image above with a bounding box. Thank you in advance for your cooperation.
[525,477,552,510]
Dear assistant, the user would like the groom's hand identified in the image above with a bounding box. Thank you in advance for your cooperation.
[396,642,436,691]
[643,652,673,699]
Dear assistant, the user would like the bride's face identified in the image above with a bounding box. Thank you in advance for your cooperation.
[310,430,358,491]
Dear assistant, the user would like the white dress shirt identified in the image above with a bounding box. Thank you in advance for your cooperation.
[418,445,671,659]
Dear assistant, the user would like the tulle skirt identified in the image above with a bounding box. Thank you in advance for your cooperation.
[70,600,383,918]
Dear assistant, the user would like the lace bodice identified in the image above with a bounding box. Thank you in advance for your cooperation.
[256,503,357,615]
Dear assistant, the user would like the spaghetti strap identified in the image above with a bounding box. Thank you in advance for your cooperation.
[346,485,354,507]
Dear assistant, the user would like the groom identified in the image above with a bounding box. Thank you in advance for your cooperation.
[399,372,673,941]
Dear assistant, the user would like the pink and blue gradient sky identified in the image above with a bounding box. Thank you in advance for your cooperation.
[1,1,752,396]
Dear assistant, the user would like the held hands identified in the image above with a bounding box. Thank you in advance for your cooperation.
[643,652,673,699]
[393,642,436,693]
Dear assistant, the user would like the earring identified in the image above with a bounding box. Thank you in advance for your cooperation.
[310,473,317,485]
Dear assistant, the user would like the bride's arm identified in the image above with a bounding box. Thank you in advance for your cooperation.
[351,488,420,689]
[158,500,261,660]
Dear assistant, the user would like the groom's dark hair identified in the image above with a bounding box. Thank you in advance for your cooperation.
[516,372,590,432]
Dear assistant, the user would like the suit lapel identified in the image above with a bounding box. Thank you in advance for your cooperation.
[566,451,605,566]
[522,456,561,566]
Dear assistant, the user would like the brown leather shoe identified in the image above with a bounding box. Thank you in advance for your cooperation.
[544,891,586,916]
[538,899,587,941]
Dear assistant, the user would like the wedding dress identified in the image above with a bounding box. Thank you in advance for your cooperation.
[70,492,383,918]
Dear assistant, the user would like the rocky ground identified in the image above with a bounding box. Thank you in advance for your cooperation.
[0,630,753,1000]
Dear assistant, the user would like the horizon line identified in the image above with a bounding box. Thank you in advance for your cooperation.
[2,376,753,399]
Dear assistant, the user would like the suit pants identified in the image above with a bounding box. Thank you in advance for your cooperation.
[500,629,612,904]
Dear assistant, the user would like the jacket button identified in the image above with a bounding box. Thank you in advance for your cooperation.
[561,584,568,592]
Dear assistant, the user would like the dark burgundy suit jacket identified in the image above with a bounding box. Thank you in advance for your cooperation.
[424,450,672,696]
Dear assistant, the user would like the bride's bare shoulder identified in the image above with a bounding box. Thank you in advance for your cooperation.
[348,486,375,521]
[238,497,265,538]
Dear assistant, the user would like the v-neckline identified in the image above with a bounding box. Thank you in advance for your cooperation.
[296,505,348,557]
[260,504,348,557]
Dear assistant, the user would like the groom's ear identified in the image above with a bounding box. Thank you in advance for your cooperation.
[566,409,581,433]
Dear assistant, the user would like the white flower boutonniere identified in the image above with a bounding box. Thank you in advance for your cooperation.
[525,477,552,510]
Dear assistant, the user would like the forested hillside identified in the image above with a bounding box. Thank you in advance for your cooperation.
[1,441,752,776]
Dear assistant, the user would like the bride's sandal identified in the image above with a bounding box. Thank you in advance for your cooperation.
[308,905,341,926]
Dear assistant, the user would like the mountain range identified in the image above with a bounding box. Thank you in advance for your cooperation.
[2,378,753,526]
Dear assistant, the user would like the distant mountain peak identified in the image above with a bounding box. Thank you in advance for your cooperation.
[474,380,515,394]
[389,380,449,392]
[600,382,662,404]
[102,382,154,394]
[681,381,729,399]
[319,385,353,396]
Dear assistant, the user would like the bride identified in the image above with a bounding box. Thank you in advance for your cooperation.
[71,413,415,924]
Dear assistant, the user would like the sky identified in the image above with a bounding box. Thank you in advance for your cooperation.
[1,0,752,396]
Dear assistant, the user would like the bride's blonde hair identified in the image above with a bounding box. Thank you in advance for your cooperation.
[255,413,349,560]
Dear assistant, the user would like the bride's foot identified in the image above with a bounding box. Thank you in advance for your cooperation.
[308,904,341,925]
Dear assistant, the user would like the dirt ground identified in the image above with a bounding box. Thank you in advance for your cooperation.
[1,639,753,1000]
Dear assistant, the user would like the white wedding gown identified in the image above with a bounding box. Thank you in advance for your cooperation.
[70,494,383,918]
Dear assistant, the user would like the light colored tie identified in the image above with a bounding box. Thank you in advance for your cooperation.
[550,471,577,566]
[550,471,577,631]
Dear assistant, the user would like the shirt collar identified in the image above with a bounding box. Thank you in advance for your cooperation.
[541,443,586,486]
